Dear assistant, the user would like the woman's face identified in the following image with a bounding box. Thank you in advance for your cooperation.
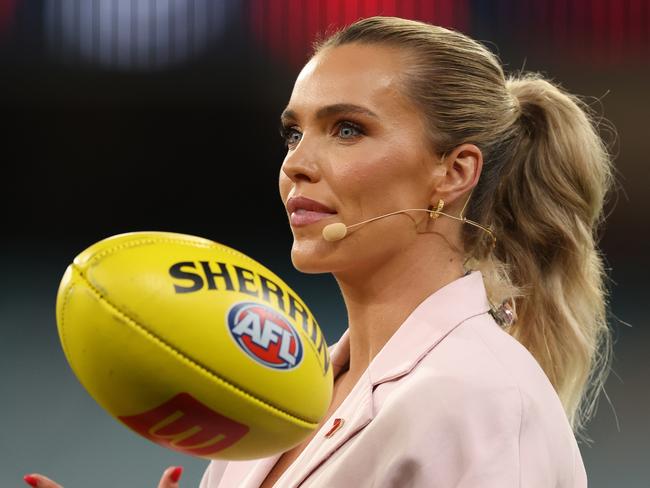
[279,43,442,274]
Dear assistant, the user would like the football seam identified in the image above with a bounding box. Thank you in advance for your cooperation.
[58,280,77,359]
[67,263,320,429]
[85,236,255,270]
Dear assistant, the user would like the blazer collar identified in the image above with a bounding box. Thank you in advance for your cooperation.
[330,270,491,386]
[368,269,491,386]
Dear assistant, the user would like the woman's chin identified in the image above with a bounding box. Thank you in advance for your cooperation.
[290,238,336,274]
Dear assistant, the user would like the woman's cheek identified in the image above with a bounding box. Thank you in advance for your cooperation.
[339,153,386,184]
[349,156,399,194]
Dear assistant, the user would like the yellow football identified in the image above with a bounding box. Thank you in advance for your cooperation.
[55,231,333,460]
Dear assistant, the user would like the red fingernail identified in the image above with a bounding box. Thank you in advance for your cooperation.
[23,475,38,487]
[170,466,183,483]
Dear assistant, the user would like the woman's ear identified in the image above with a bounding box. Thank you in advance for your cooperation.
[431,143,483,207]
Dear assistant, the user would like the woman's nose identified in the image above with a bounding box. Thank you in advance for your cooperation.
[281,142,321,184]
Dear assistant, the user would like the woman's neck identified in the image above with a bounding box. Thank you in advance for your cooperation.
[333,239,464,381]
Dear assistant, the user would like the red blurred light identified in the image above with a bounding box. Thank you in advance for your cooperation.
[0,0,17,38]
[249,0,470,69]
[515,0,649,65]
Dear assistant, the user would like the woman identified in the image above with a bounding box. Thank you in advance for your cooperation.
[26,16,613,488]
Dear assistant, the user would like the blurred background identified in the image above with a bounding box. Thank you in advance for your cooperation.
[1,1,648,486]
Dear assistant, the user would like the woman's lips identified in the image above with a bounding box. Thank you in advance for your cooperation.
[290,209,338,226]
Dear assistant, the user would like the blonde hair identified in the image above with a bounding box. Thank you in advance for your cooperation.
[315,17,614,440]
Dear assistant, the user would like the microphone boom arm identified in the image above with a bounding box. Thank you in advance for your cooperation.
[322,208,496,247]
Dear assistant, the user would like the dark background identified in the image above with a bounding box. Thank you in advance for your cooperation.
[1,1,648,486]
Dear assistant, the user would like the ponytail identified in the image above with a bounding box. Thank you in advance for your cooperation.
[482,73,614,437]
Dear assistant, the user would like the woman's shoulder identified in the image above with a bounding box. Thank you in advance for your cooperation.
[374,313,528,424]
[372,311,572,431]
[374,312,579,461]
[419,312,560,403]
[362,312,584,488]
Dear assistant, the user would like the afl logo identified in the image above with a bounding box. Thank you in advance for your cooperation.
[227,302,303,370]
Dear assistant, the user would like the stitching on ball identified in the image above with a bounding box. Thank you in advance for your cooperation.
[86,236,260,270]
[71,264,319,428]
[58,281,76,358]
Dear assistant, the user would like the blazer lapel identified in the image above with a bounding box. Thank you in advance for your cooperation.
[288,371,375,487]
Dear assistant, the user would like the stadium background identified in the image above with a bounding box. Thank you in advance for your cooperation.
[1,1,648,486]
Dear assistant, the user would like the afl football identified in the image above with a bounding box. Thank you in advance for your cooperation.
[55,231,333,460]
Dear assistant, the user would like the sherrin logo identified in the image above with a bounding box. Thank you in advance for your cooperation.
[227,302,303,370]
[169,260,331,376]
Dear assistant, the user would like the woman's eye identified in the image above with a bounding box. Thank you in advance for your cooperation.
[280,126,302,148]
[279,121,363,148]
[337,122,363,139]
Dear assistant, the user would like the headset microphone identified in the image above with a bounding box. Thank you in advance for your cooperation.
[321,205,496,248]
[322,222,348,242]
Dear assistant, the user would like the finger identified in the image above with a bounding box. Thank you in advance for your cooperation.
[23,473,64,488]
[157,466,183,488]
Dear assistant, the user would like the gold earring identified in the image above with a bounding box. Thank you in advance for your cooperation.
[430,199,445,219]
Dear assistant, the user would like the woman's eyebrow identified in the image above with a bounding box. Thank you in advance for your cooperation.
[280,103,379,123]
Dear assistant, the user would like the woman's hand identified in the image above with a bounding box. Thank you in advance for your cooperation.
[23,465,184,488]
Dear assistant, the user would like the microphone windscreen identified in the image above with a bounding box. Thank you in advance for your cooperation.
[322,223,347,242]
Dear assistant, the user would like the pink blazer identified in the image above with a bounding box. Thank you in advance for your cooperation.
[199,271,587,487]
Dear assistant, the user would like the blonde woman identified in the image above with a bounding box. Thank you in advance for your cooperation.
[26,16,613,488]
